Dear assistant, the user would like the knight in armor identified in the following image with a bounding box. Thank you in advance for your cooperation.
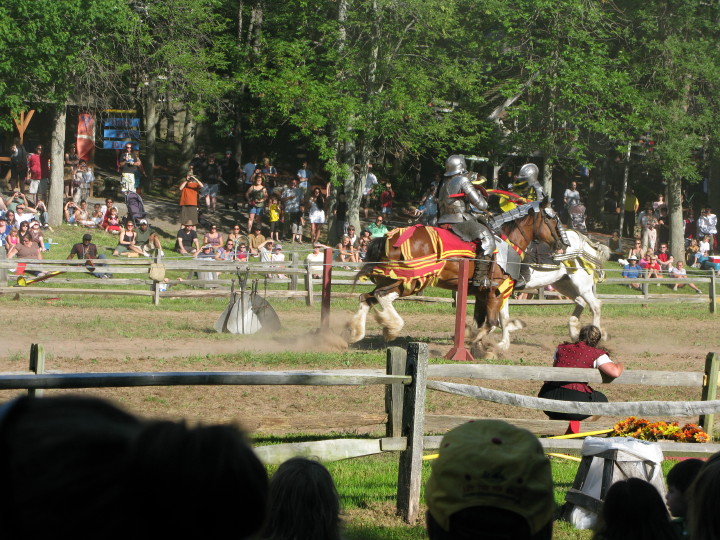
[437,155,496,288]
[512,163,545,202]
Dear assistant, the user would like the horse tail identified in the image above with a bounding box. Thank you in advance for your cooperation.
[354,237,387,285]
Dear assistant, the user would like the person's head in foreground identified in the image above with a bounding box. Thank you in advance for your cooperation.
[425,420,555,540]
[666,458,703,518]
[592,478,676,540]
[687,455,720,540]
[0,395,268,539]
[263,457,342,540]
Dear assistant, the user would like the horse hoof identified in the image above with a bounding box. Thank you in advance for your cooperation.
[382,328,398,342]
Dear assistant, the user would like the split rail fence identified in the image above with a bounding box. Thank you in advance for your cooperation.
[3,343,720,524]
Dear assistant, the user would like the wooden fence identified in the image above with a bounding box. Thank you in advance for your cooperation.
[4,343,720,524]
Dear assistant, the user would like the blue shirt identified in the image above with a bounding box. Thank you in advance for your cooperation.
[242,162,256,184]
[622,263,641,279]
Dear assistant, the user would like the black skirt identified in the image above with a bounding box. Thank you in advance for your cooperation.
[538,383,608,421]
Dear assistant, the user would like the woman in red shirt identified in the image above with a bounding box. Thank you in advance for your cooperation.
[538,325,624,421]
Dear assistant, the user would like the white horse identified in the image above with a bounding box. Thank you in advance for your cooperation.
[486,230,610,352]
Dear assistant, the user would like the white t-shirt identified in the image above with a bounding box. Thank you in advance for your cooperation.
[364,173,378,196]
[306,251,324,274]
[564,188,581,208]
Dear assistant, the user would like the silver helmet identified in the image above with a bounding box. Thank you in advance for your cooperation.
[444,155,467,177]
[517,163,539,183]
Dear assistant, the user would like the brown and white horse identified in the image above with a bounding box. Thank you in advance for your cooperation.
[346,200,566,350]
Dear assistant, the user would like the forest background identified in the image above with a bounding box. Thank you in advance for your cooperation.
[1,0,719,263]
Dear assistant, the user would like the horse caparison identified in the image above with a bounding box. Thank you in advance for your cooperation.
[346,200,565,345]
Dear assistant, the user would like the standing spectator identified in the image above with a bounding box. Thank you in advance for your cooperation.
[179,166,203,226]
[176,221,200,255]
[361,164,378,218]
[246,173,268,234]
[684,207,697,240]
[602,189,620,231]
[670,261,702,294]
[538,324,623,421]
[297,160,314,193]
[379,182,395,216]
[74,160,95,202]
[697,207,717,252]
[267,194,282,242]
[9,140,28,193]
[118,143,140,193]
[281,177,304,242]
[190,148,208,180]
[63,143,79,197]
[220,150,240,210]
[639,202,658,252]
[656,207,670,248]
[26,144,49,205]
[367,215,389,238]
[333,192,349,237]
[622,255,642,289]
[307,187,326,244]
[242,156,257,195]
[261,157,278,190]
[425,420,555,540]
[202,154,223,213]
[563,180,581,222]
[623,187,639,238]
[653,193,667,214]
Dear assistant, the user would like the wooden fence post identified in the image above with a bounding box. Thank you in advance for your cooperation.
[289,252,299,292]
[700,352,719,438]
[28,343,45,398]
[321,248,332,330]
[0,248,7,287]
[397,342,428,524]
[385,347,407,438]
[710,272,716,314]
[152,251,162,306]
[305,265,314,306]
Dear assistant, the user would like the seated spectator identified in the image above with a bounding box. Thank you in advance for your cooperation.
[113,220,143,256]
[5,227,20,253]
[686,238,701,267]
[336,234,359,266]
[176,221,200,255]
[248,226,266,256]
[8,235,43,278]
[236,243,249,261]
[656,243,674,272]
[538,324,623,421]
[0,395,268,539]
[195,244,216,260]
[686,454,720,540]
[666,458,703,539]
[34,200,51,230]
[28,221,46,251]
[0,215,10,246]
[99,198,114,230]
[203,224,223,252]
[74,200,95,227]
[347,225,359,247]
[227,224,244,243]
[639,249,655,268]
[645,254,663,281]
[699,234,711,257]
[67,233,112,278]
[358,230,371,261]
[64,199,78,225]
[3,210,17,229]
[105,207,122,234]
[306,243,328,278]
[215,239,237,261]
[627,238,643,260]
[258,239,275,263]
[607,230,624,261]
[91,203,104,227]
[697,253,720,277]
[135,219,163,257]
[367,215,389,238]
[270,244,286,278]
[425,420,555,540]
[17,221,31,243]
[670,261,702,294]
[262,457,342,540]
[622,255,642,290]
[592,479,677,540]
[5,191,29,213]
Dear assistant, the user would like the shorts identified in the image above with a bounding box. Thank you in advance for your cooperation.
[270,220,279,233]
[201,184,219,197]
[292,222,303,235]
[381,206,392,214]
[309,210,325,224]
[114,244,130,254]
[249,206,264,215]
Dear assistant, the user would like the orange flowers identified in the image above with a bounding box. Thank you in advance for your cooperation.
[613,416,710,443]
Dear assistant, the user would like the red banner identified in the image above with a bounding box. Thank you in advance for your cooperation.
[76,113,95,163]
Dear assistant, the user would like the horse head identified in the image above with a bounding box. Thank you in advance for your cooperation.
[535,197,569,253]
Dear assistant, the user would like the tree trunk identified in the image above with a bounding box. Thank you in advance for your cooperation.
[542,157,553,204]
[180,109,196,173]
[143,76,159,190]
[668,175,685,263]
[49,106,66,227]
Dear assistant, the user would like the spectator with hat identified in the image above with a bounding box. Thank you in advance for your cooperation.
[135,219,163,257]
[622,255,642,290]
[67,233,112,278]
[425,419,555,540]
[176,221,200,255]
[306,242,329,279]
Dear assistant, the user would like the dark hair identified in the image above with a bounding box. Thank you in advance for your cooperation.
[592,479,676,540]
[263,458,341,540]
[667,459,703,493]
[687,457,720,540]
[0,395,268,539]
[427,507,552,540]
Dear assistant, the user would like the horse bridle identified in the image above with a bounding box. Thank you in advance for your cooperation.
[538,207,569,252]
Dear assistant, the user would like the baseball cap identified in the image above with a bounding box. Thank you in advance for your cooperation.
[273,244,282,250]
[138,219,148,225]
[82,233,92,241]
[425,420,554,535]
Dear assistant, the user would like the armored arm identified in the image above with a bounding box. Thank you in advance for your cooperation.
[461,177,487,212]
